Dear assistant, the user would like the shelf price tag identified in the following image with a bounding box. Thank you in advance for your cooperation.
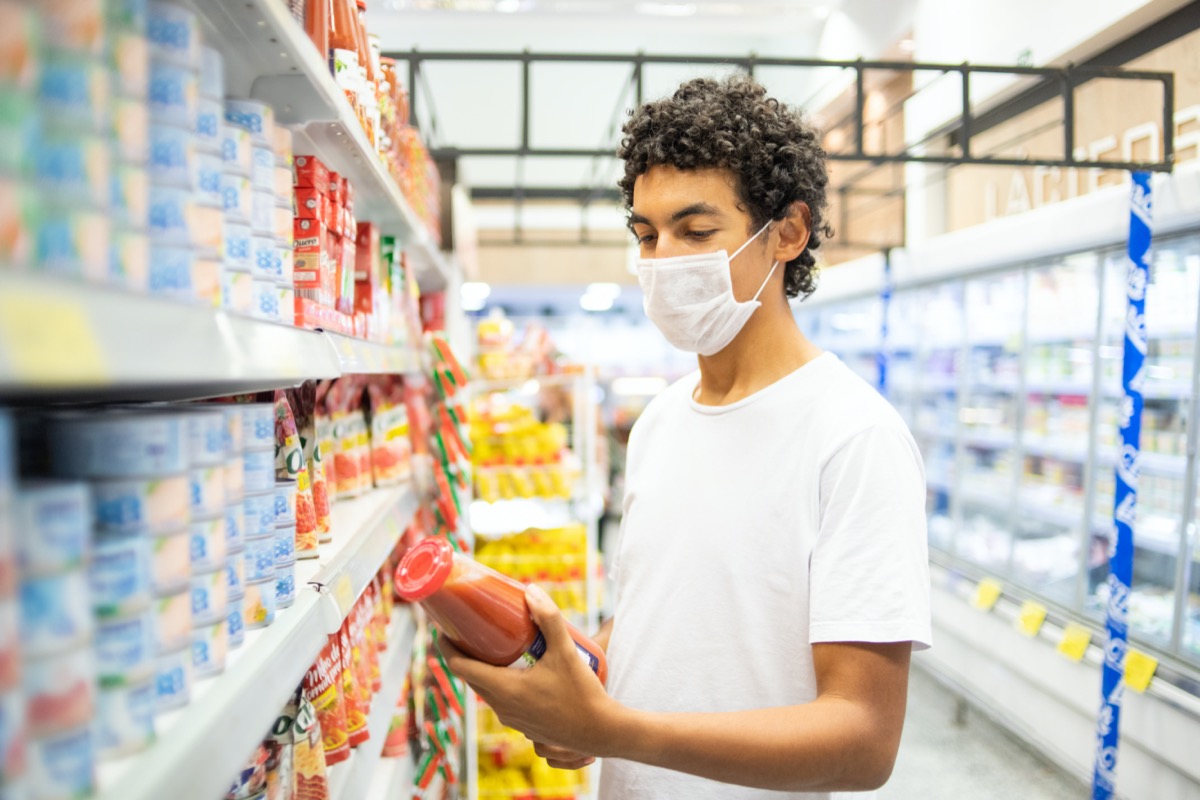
[0,293,108,383]
[1015,600,1047,637]
[969,578,1002,612]
[1057,623,1092,662]
[333,573,355,617]
[1122,649,1158,694]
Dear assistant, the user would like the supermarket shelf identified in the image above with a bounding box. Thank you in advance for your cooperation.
[366,752,416,800]
[471,373,589,395]
[1024,379,1094,396]
[959,483,1012,511]
[97,484,419,800]
[927,474,954,493]
[0,273,421,399]
[913,425,955,443]
[916,375,959,393]
[962,429,1016,449]
[1020,436,1089,463]
[328,607,417,800]
[969,377,1020,394]
[191,0,451,291]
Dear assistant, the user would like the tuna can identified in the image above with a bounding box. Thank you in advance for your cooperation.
[222,267,253,315]
[189,516,226,572]
[223,456,245,505]
[241,579,276,630]
[147,58,197,128]
[195,95,222,153]
[148,184,197,246]
[225,548,245,602]
[242,492,275,539]
[189,567,227,627]
[185,409,226,467]
[221,405,244,454]
[150,528,190,596]
[35,135,110,208]
[153,646,191,712]
[243,450,274,496]
[110,161,150,228]
[226,596,244,649]
[193,205,224,263]
[251,146,273,192]
[273,522,295,568]
[94,679,155,759]
[272,204,292,245]
[148,122,195,188]
[251,190,273,235]
[273,480,296,527]
[220,123,252,177]
[47,411,187,478]
[15,481,91,577]
[91,474,188,536]
[0,690,25,785]
[241,404,274,452]
[224,98,273,144]
[188,466,224,520]
[94,611,156,685]
[220,171,251,223]
[23,648,95,736]
[38,54,109,135]
[242,537,276,585]
[112,95,150,165]
[195,150,222,207]
[250,234,275,280]
[199,46,223,100]
[110,30,150,100]
[147,243,195,300]
[224,502,245,553]
[90,533,152,619]
[18,572,93,657]
[27,724,95,800]
[0,600,18,691]
[109,226,151,292]
[251,279,279,321]
[191,618,228,679]
[151,589,191,654]
[224,219,252,272]
[273,562,294,610]
[147,2,200,69]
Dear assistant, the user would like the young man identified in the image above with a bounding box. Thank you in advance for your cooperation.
[443,74,931,798]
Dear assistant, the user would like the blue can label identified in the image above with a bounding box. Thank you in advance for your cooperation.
[17,482,91,575]
[243,405,274,449]
[273,525,295,566]
[95,614,156,682]
[154,651,190,712]
[227,600,244,648]
[243,491,276,537]
[90,535,152,618]
[243,450,275,497]
[275,571,294,606]
[29,725,95,798]
[95,681,155,756]
[225,551,244,600]
[19,572,93,655]
[225,503,245,551]
[243,538,276,583]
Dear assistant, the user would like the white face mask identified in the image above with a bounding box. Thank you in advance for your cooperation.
[636,221,779,356]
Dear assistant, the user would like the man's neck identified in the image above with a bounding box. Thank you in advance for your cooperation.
[693,299,822,406]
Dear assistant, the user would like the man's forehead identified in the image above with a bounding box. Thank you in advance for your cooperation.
[631,167,739,219]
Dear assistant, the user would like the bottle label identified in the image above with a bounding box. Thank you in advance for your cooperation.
[507,631,601,676]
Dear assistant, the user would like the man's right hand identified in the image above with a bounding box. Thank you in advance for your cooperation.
[533,742,595,770]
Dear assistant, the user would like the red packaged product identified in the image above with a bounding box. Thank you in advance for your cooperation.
[293,218,329,301]
[273,392,319,559]
[294,155,330,192]
[302,636,350,766]
[292,688,329,800]
[338,620,369,748]
[396,538,607,683]
[294,187,326,221]
[354,222,378,283]
[326,172,342,235]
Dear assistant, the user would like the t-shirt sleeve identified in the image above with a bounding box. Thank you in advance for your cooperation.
[809,419,932,650]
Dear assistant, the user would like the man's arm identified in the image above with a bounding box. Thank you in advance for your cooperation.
[591,617,614,653]
[443,586,910,792]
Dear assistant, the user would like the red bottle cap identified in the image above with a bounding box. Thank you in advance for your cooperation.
[395,537,454,601]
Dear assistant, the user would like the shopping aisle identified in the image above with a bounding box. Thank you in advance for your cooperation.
[882,666,1086,800]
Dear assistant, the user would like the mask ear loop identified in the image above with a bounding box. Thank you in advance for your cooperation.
[751,261,780,303]
[729,220,774,261]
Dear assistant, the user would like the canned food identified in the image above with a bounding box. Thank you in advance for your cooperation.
[221,406,244,454]
[195,96,222,152]
[251,146,273,191]
[243,450,275,496]
[48,411,188,478]
[15,481,91,577]
[193,205,224,262]
[242,491,275,538]
[272,204,293,245]
[272,165,291,199]
[147,243,194,300]
[0,601,18,690]
[199,46,223,100]
[147,2,200,69]
[38,54,109,135]
[110,163,150,229]
[272,480,297,527]
[110,31,150,100]
[273,523,295,568]
[94,679,155,759]
[195,151,222,207]
[242,579,276,630]
[153,647,191,712]
[0,690,25,784]
[92,474,188,536]
[150,528,190,596]
[242,538,275,584]
[152,590,191,654]
[35,135,110,208]
[250,235,276,280]
[222,267,253,315]
[24,648,95,736]
[271,125,293,167]
[191,618,228,678]
[223,457,245,505]
[221,172,251,222]
[113,95,151,164]
[227,596,244,649]
[275,284,294,326]
[148,123,195,188]
[40,0,104,53]
[224,219,251,272]
[27,724,95,800]
[90,533,152,619]
[189,517,226,572]
[225,548,245,602]
[109,226,150,291]
[274,562,294,610]
[242,404,274,452]
[185,409,226,467]
[19,572,93,657]
[220,123,251,176]
[147,59,197,128]
[188,466,224,519]
[190,567,227,626]
[34,207,110,281]
[224,502,244,552]
[224,99,273,143]
[94,611,156,685]
[148,183,197,246]
[251,279,279,321]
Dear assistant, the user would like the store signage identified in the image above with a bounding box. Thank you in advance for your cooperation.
[1092,171,1152,800]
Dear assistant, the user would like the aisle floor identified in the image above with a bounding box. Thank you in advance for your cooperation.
[882,665,1087,799]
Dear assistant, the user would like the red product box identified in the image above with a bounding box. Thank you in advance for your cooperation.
[294,186,326,220]
[355,222,379,284]
[294,218,333,304]
[295,296,322,330]
[343,209,355,241]
[343,178,355,213]
[294,155,330,192]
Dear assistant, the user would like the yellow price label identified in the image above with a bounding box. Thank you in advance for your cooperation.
[1015,601,1047,637]
[1057,623,1092,662]
[969,578,1003,612]
[333,573,355,617]
[1123,648,1159,694]
[0,292,108,384]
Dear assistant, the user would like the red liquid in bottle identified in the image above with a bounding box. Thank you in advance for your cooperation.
[395,537,607,684]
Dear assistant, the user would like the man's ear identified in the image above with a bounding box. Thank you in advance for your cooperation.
[773,201,812,264]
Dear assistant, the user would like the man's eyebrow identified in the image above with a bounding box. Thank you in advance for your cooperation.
[627,203,725,228]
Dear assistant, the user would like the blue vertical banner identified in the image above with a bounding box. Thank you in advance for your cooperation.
[877,250,892,397]
[1093,171,1152,800]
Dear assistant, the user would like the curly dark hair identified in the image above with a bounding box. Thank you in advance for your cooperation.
[617,74,833,299]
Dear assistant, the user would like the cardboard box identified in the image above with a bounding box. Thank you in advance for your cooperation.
[294,155,330,192]
[354,222,379,284]
[294,186,326,220]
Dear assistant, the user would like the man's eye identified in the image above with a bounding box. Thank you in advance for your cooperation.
[687,230,717,240]
[636,233,657,245]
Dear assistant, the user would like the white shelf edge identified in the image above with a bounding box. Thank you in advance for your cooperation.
[97,484,419,800]
[328,607,417,800]
[366,751,416,800]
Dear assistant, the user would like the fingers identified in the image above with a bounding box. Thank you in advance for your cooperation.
[438,637,506,692]
[547,756,596,770]
[533,741,595,771]
[525,584,572,654]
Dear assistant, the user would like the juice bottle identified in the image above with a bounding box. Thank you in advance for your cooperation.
[395,537,606,684]
[328,0,360,95]
[304,0,329,62]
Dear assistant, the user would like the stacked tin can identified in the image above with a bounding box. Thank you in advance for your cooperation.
[34,0,112,283]
[221,406,247,651]
[0,4,37,273]
[272,126,297,325]
[106,0,151,290]
[185,410,230,681]
[241,405,279,630]
[273,480,298,610]
[220,90,256,316]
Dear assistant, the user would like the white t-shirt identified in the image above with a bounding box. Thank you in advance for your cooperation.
[600,352,932,800]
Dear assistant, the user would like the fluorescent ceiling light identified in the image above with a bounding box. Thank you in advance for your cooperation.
[461,281,491,311]
[635,2,697,16]
[612,377,668,396]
